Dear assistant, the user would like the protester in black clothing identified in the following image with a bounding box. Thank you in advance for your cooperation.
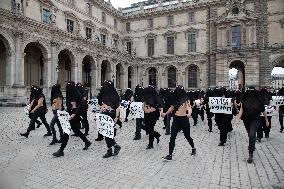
[256,88,273,142]
[76,83,89,136]
[53,81,92,157]
[122,88,134,122]
[163,88,174,135]
[204,88,214,132]
[277,87,284,133]
[236,86,269,164]
[162,85,196,161]
[20,87,51,138]
[28,85,42,128]
[97,80,121,158]
[143,86,162,149]
[49,84,64,145]
[133,85,145,140]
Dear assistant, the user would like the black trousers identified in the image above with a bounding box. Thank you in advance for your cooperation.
[29,113,42,127]
[169,116,194,155]
[81,109,89,134]
[27,107,50,134]
[135,118,144,137]
[279,106,284,131]
[243,118,259,153]
[50,114,63,140]
[217,114,233,144]
[144,111,160,147]
[206,110,213,131]
[59,116,89,152]
[257,116,272,138]
[192,108,198,125]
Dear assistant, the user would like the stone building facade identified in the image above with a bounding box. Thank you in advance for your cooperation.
[0,0,283,102]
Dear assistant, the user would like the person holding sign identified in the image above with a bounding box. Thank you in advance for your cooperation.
[97,80,121,158]
[20,86,51,138]
[143,86,162,149]
[236,86,269,164]
[162,85,196,161]
[277,87,284,133]
[256,88,273,142]
[133,85,146,140]
[53,82,92,157]
[27,85,43,128]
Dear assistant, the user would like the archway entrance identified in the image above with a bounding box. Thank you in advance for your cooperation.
[229,60,245,90]
[128,66,134,89]
[0,35,7,90]
[58,50,74,85]
[101,60,111,84]
[148,67,157,87]
[271,58,284,90]
[167,66,177,88]
[116,63,124,89]
[24,42,47,86]
[82,56,93,87]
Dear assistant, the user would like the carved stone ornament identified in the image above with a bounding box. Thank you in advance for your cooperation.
[144,32,158,42]
[112,33,119,40]
[163,30,177,39]
[99,27,109,35]
[83,20,95,28]
[39,0,57,10]
[123,36,133,42]
[184,27,199,38]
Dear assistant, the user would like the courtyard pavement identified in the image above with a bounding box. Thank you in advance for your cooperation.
[0,107,283,189]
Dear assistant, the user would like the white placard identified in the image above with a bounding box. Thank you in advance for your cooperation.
[128,102,144,119]
[119,100,129,119]
[87,98,100,113]
[24,104,30,115]
[95,113,115,139]
[120,100,129,108]
[194,100,201,108]
[261,106,275,117]
[272,96,284,106]
[209,97,232,114]
[57,110,72,135]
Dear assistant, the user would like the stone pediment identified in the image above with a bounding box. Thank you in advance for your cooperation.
[83,20,95,28]
[144,32,158,41]
[123,36,133,41]
[215,0,258,25]
[112,34,119,40]
[99,27,109,34]
[63,11,79,20]
[163,30,177,39]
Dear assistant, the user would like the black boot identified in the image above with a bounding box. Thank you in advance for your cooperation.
[191,148,196,156]
[83,141,92,150]
[20,132,29,138]
[133,135,141,140]
[247,152,253,164]
[113,145,121,156]
[53,149,64,157]
[49,138,59,145]
[156,133,161,144]
[103,148,113,158]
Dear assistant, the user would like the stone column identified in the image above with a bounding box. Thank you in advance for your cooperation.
[14,32,24,86]
[51,42,58,84]
[124,65,128,89]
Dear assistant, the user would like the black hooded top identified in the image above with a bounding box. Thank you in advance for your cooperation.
[97,80,120,110]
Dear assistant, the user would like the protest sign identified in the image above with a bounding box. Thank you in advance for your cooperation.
[95,113,115,138]
[261,106,275,117]
[24,104,30,115]
[209,97,232,114]
[57,110,72,135]
[87,98,100,113]
[272,96,284,106]
[128,102,144,119]
[119,100,129,119]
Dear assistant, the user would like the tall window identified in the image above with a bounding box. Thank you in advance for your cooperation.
[148,39,154,57]
[86,3,91,15]
[86,27,92,39]
[149,68,157,86]
[148,18,153,29]
[114,19,117,29]
[113,39,118,48]
[67,19,74,33]
[101,34,106,45]
[102,12,106,23]
[188,12,195,23]
[188,33,196,52]
[167,15,174,26]
[231,26,241,48]
[168,67,177,88]
[188,66,198,88]
[126,42,132,55]
[167,37,174,54]
[42,9,51,24]
[126,22,130,32]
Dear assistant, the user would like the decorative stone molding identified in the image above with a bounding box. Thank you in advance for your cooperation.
[163,30,177,39]
[112,33,119,40]
[144,32,158,42]
[184,27,199,38]
[83,20,95,29]
[99,27,109,35]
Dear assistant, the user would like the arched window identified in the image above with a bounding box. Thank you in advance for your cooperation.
[168,67,177,88]
[149,68,157,86]
[188,65,198,88]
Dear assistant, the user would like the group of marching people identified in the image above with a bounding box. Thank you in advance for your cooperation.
[20,81,284,164]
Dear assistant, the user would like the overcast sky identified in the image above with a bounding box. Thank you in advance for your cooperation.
[109,0,142,9]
